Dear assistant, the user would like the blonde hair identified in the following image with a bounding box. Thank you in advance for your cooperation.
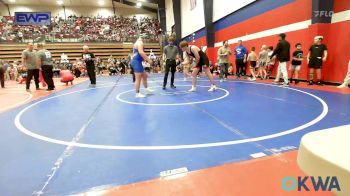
[83,45,89,50]
[168,36,175,43]
[37,43,45,48]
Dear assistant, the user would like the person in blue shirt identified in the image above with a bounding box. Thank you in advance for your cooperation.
[234,40,248,78]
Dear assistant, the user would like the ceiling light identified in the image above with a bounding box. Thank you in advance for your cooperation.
[98,0,104,6]
[136,2,142,8]
[9,0,16,3]
[57,0,63,5]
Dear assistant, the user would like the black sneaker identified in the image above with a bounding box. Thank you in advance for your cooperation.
[171,85,176,89]
[308,81,313,85]
[316,81,324,86]
[295,79,300,84]
[162,86,166,90]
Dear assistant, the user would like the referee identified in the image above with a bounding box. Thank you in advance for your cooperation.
[162,36,179,90]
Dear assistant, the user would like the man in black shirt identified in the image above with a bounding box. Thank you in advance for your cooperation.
[290,43,303,84]
[82,45,96,87]
[270,33,290,86]
[307,36,328,85]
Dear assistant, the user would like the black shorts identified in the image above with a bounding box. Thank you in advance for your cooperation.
[309,58,323,69]
[250,61,257,68]
[195,55,209,68]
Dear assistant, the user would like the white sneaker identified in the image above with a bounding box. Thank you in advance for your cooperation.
[145,88,154,95]
[188,86,196,92]
[135,93,146,98]
[224,78,227,81]
[250,77,257,81]
[208,85,217,92]
[220,79,223,82]
[183,78,187,81]
[337,83,348,88]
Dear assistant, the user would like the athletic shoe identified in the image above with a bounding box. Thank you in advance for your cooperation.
[220,79,223,82]
[250,77,257,81]
[89,84,96,88]
[36,87,42,90]
[162,86,166,90]
[308,81,313,85]
[316,81,324,86]
[224,78,227,81]
[208,85,217,92]
[337,83,348,88]
[145,88,155,94]
[283,83,289,87]
[183,78,187,81]
[273,81,279,85]
[295,79,300,84]
[188,87,196,92]
[171,85,176,89]
[135,93,146,98]
[26,89,31,93]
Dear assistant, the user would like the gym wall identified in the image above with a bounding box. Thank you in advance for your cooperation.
[180,0,350,83]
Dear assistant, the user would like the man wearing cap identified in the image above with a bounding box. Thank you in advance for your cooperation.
[307,36,328,85]
[37,43,55,91]
[22,42,40,92]
[270,33,290,86]
[162,36,179,90]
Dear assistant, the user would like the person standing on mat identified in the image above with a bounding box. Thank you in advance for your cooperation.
[270,33,290,86]
[247,47,258,81]
[290,43,303,84]
[37,43,55,91]
[234,40,248,79]
[162,36,179,90]
[218,40,231,82]
[128,49,136,83]
[179,41,217,92]
[337,60,350,88]
[0,59,5,88]
[22,42,40,92]
[82,45,96,87]
[307,36,328,86]
[131,36,154,98]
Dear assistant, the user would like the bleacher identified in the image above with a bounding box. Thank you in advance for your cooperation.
[0,42,162,62]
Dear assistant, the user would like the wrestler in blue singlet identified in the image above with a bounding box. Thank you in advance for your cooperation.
[131,47,144,73]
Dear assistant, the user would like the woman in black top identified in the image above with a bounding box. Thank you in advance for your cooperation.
[179,41,216,92]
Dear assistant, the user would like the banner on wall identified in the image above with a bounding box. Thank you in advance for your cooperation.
[15,12,51,26]
[190,0,197,10]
